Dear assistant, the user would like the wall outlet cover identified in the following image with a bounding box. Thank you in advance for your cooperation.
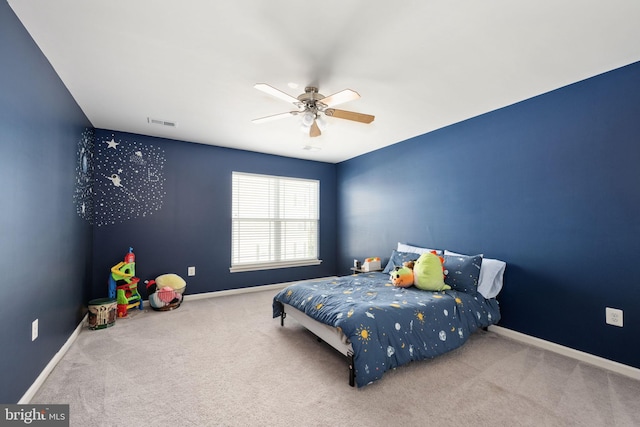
[605,307,623,327]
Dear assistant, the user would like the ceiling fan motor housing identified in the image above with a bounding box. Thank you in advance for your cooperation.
[297,87,325,111]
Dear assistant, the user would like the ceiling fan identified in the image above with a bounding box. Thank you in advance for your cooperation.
[252,83,375,137]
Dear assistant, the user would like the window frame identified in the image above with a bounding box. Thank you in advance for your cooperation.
[230,171,322,273]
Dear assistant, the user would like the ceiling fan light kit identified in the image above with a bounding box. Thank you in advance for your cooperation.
[253,83,374,138]
[316,114,327,130]
[301,110,316,127]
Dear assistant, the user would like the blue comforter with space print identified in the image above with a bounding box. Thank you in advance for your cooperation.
[273,272,500,387]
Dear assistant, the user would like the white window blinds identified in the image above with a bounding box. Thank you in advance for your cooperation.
[231,172,321,272]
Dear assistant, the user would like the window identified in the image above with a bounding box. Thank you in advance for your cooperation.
[230,172,321,272]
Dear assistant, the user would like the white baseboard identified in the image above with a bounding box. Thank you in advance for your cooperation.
[489,325,640,380]
[183,276,337,302]
[19,313,88,404]
[183,282,287,301]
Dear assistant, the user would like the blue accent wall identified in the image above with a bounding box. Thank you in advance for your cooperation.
[4,0,639,403]
[90,130,337,301]
[1,1,93,403]
[337,61,640,369]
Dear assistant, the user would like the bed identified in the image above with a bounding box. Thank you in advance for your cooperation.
[272,244,505,387]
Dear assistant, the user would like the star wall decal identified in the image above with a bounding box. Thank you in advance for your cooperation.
[74,128,95,223]
[94,133,166,226]
[106,138,119,149]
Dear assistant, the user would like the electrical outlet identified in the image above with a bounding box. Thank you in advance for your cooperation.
[32,319,38,341]
[605,307,623,327]
[188,266,196,276]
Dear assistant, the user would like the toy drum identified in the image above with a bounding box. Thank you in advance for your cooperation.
[88,298,117,330]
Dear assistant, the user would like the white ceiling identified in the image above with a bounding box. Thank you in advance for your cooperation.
[9,1,640,163]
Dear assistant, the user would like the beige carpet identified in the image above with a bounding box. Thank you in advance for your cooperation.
[31,288,640,426]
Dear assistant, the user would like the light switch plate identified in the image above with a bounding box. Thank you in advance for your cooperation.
[32,319,38,341]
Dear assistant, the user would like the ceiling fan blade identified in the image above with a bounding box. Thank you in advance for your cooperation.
[254,83,299,105]
[252,111,297,124]
[318,89,360,108]
[324,108,375,124]
[309,119,321,137]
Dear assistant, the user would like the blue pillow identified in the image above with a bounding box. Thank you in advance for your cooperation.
[382,250,420,274]
[443,254,482,294]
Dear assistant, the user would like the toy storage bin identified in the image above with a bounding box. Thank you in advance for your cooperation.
[148,285,185,311]
[147,273,187,311]
[87,298,117,329]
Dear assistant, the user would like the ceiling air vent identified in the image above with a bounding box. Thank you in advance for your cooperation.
[147,117,177,127]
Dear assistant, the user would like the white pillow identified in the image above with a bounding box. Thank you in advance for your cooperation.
[397,242,442,255]
[477,258,506,299]
[444,250,505,299]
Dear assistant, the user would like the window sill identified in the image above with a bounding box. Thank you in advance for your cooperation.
[230,259,322,273]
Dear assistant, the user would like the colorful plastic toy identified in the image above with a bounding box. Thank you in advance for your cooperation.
[108,247,143,317]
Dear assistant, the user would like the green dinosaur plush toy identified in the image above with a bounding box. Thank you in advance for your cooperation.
[413,251,451,291]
